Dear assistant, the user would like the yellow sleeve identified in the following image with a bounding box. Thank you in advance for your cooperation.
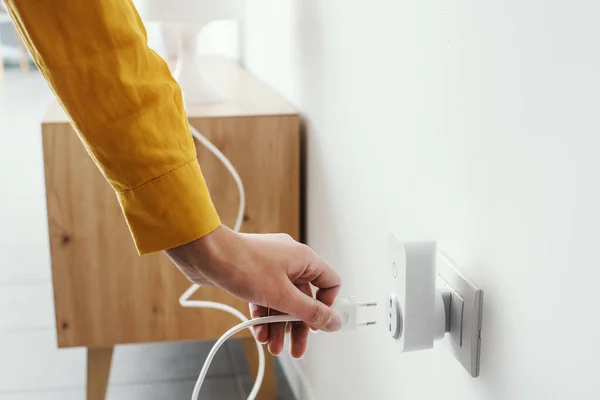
[5,0,221,254]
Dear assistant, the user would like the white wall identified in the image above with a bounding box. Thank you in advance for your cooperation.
[243,1,600,399]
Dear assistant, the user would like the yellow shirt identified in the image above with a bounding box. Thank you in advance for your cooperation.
[5,0,221,254]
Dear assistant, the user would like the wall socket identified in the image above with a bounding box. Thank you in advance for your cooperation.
[436,250,484,377]
[387,235,484,377]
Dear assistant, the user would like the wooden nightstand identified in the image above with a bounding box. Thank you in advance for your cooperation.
[41,57,300,400]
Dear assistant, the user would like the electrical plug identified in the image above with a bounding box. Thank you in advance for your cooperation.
[332,296,378,331]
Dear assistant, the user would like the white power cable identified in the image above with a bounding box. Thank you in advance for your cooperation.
[191,315,301,400]
[184,124,301,400]
[187,125,245,233]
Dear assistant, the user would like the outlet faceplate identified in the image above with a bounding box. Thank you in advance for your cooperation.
[437,251,483,378]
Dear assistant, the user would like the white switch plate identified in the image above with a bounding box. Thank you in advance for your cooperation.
[437,251,483,378]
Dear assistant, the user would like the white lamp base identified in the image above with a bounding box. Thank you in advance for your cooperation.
[170,23,223,104]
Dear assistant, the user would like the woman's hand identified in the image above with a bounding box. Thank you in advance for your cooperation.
[165,225,342,358]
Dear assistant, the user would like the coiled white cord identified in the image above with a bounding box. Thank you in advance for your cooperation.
[185,124,300,400]
[191,315,301,400]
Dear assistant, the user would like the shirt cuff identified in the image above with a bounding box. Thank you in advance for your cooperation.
[117,160,221,254]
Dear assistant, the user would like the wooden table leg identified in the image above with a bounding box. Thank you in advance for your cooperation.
[17,44,31,73]
[87,347,114,400]
[242,339,277,400]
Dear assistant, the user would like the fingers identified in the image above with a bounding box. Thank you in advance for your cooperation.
[267,309,286,356]
[290,248,341,309]
[279,281,342,332]
[265,246,343,333]
[308,255,341,308]
[250,304,287,356]
[307,255,342,294]
[290,284,311,358]
[249,304,269,344]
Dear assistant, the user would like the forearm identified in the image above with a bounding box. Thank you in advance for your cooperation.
[5,0,220,253]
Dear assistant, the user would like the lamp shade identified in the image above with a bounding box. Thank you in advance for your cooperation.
[134,0,244,104]
[136,0,243,25]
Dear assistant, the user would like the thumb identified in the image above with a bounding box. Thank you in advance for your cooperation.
[280,282,343,332]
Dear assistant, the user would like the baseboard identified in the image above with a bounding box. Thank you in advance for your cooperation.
[278,349,318,400]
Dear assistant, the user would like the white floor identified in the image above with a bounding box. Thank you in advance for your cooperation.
[0,69,293,400]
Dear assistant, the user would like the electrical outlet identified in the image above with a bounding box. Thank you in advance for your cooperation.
[387,293,402,339]
[437,251,484,378]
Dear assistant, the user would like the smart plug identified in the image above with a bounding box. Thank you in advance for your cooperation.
[385,234,484,377]
[386,238,450,352]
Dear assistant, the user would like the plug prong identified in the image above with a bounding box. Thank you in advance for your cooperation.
[357,302,378,308]
[358,321,377,327]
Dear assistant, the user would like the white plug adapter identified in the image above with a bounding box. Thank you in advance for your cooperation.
[386,237,450,352]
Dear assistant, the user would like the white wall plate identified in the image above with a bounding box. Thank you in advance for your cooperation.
[436,252,483,378]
